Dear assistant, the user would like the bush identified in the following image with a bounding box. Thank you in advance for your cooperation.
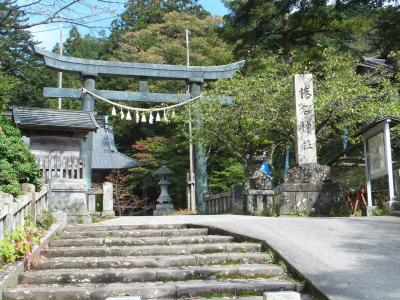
[370,206,390,216]
[0,117,40,196]
[0,221,41,267]
[36,211,54,230]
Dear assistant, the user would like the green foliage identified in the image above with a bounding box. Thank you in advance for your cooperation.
[114,0,208,33]
[0,218,43,267]
[0,117,41,196]
[209,158,245,193]
[101,8,237,211]
[130,136,189,209]
[223,0,384,61]
[373,5,400,57]
[180,54,298,177]
[2,0,400,215]
[117,12,234,67]
[0,1,55,109]
[0,235,18,264]
[370,206,390,216]
[36,211,54,230]
[185,48,399,181]
[0,71,18,112]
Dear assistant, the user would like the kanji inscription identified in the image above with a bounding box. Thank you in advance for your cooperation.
[294,74,318,165]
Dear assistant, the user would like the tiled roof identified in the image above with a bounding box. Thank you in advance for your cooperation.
[360,56,398,73]
[12,107,98,131]
[92,126,139,170]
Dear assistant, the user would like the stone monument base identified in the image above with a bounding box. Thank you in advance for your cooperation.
[274,164,341,216]
[153,203,174,216]
[274,182,341,215]
[47,178,92,224]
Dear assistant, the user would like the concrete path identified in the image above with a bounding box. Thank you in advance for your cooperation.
[100,215,400,300]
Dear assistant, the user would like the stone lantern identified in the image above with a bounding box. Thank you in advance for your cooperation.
[153,161,175,216]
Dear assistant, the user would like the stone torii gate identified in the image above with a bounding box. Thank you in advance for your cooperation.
[35,46,244,213]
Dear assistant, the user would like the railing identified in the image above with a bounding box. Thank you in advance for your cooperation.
[205,191,232,214]
[205,185,244,214]
[0,184,49,240]
[35,154,85,179]
[244,189,275,213]
[205,185,275,215]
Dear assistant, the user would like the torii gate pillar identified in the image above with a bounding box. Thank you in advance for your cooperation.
[80,73,96,187]
[190,80,207,213]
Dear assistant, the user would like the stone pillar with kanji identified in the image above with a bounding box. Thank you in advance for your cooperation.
[294,74,318,165]
[273,74,341,216]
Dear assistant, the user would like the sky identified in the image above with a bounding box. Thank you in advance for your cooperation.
[29,0,229,51]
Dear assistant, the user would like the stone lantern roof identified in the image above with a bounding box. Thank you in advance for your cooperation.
[154,162,174,176]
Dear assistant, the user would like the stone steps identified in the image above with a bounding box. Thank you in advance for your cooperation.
[64,224,187,231]
[35,252,269,270]
[193,296,314,300]
[4,279,303,300]
[50,235,233,247]
[5,223,307,299]
[60,228,208,239]
[20,264,284,284]
[45,242,261,258]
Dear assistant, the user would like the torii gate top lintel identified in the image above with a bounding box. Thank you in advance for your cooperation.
[34,46,245,81]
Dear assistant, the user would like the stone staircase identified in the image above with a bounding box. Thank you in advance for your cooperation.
[4,224,307,299]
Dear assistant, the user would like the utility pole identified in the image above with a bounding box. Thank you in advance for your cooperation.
[186,29,196,213]
[58,16,63,110]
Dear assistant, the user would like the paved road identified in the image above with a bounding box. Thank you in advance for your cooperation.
[100,215,400,300]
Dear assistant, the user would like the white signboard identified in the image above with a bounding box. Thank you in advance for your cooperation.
[293,74,318,165]
[367,132,387,179]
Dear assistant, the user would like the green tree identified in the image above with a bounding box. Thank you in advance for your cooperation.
[0,0,54,109]
[0,117,41,196]
[373,5,400,57]
[114,0,208,33]
[50,27,107,111]
[223,0,382,61]
[117,12,234,66]
[0,71,18,112]
[130,136,190,209]
[186,49,398,181]
[103,10,237,207]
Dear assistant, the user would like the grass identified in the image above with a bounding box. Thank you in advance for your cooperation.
[220,259,242,265]
[202,248,225,254]
[231,247,248,253]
